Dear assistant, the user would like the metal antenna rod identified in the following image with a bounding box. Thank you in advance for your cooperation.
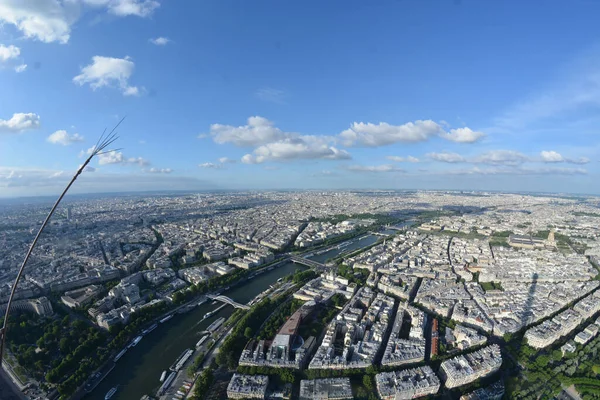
[0,118,124,361]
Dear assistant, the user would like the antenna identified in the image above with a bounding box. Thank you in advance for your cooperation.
[0,118,124,361]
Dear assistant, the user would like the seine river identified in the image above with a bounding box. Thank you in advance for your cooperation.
[87,233,384,400]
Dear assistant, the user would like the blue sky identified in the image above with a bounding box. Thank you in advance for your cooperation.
[1,0,599,197]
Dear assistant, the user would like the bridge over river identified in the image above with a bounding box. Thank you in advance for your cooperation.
[206,294,250,310]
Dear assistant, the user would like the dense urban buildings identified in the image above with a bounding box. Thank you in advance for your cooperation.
[2,190,600,399]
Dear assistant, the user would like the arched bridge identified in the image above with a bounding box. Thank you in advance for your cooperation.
[289,255,326,269]
[207,294,250,310]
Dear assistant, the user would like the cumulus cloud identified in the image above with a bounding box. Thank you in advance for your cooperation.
[540,150,590,164]
[255,88,286,104]
[73,55,141,96]
[340,120,444,147]
[208,116,290,147]
[14,64,27,72]
[97,151,149,166]
[540,150,564,163]
[426,152,466,163]
[149,36,169,45]
[0,1,160,45]
[347,164,404,173]
[386,155,419,163]
[241,136,351,164]
[0,1,77,43]
[143,167,172,174]
[0,44,20,63]
[218,157,236,164]
[47,130,84,145]
[199,162,223,169]
[442,127,485,143]
[0,112,41,133]
[473,150,528,166]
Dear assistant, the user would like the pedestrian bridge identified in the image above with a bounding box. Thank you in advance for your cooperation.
[289,255,326,269]
[207,294,250,310]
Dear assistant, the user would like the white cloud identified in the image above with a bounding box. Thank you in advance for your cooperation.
[347,164,404,173]
[0,44,20,62]
[97,151,149,166]
[79,145,96,158]
[218,157,236,164]
[0,44,27,73]
[241,136,351,164]
[568,157,590,165]
[255,88,286,104]
[442,127,485,143]
[0,1,160,45]
[73,55,142,96]
[426,152,466,163]
[386,155,419,163]
[82,0,160,17]
[473,150,528,166]
[47,130,84,145]
[339,120,444,147]
[540,150,564,163]
[149,36,169,45]
[143,167,172,174]
[0,1,77,44]
[540,150,590,165]
[199,162,223,169]
[208,116,290,147]
[122,85,140,96]
[0,112,41,133]
[82,165,96,172]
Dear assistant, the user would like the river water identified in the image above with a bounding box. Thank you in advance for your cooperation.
[87,233,383,400]
[87,262,306,400]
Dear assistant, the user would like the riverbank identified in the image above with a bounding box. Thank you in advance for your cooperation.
[85,262,306,400]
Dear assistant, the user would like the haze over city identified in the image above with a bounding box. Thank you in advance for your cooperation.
[2,1,600,197]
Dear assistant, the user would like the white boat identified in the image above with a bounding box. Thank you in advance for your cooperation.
[113,348,127,362]
[128,335,142,348]
[159,370,167,382]
[104,386,118,400]
[160,314,174,323]
[207,317,225,332]
[142,323,158,335]
[197,298,207,306]
[195,335,208,349]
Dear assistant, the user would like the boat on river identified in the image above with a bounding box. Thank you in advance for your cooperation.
[104,386,118,400]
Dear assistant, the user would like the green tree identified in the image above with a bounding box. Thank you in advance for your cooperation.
[244,327,253,339]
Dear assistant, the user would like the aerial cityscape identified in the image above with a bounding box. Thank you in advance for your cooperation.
[0,190,599,399]
[2,1,600,400]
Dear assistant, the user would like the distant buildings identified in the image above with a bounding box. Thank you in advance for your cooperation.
[299,378,353,400]
[227,374,269,399]
[375,366,440,400]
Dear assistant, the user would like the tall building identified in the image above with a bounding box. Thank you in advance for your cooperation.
[66,206,73,220]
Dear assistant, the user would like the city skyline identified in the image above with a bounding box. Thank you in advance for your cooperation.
[2,1,600,197]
